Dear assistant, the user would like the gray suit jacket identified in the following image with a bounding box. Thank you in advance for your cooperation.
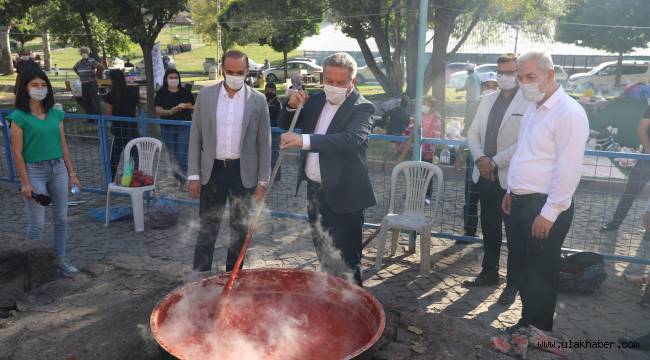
[188,82,271,188]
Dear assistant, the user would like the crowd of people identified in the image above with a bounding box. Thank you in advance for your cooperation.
[7,47,650,349]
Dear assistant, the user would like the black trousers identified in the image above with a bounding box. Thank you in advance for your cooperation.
[509,193,574,331]
[193,159,253,272]
[475,176,513,282]
[611,159,650,225]
[463,153,480,236]
[81,81,101,115]
[307,180,364,286]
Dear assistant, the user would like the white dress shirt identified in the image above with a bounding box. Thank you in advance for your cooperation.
[216,84,245,159]
[301,101,340,183]
[187,84,245,182]
[507,86,589,222]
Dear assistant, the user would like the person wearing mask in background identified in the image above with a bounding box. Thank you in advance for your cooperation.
[105,69,141,179]
[14,49,40,95]
[502,51,588,332]
[458,63,481,118]
[73,47,101,116]
[155,68,195,186]
[279,52,376,286]
[8,69,82,277]
[399,97,441,161]
[464,54,528,307]
[265,82,283,182]
[458,73,501,239]
[188,50,271,275]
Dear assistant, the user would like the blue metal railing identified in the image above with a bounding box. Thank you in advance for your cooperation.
[1,109,649,265]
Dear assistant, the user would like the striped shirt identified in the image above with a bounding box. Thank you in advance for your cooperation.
[73,58,98,83]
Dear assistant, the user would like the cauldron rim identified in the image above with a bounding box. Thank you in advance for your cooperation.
[150,268,385,360]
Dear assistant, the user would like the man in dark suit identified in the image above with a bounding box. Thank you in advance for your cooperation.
[279,52,376,286]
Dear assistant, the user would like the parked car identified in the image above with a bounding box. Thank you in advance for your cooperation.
[248,58,264,73]
[356,57,406,84]
[566,60,650,92]
[554,65,569,85]
[445,62,468,81]
[263,60,323,83]
[448,63,498,89]
[289,57,317,64]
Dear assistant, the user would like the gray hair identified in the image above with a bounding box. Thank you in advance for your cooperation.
[517,50,554,72]
[80,47,90,55]
[322,52,358,80]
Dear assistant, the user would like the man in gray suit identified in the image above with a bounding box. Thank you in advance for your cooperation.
[188,50,271,273]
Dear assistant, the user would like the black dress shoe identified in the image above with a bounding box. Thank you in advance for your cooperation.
[463,273,499,287]
[497,286,517,305]
[619,332,650,350]
[600,222,620,231]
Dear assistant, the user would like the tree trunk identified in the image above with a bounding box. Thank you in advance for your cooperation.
[42,31,52,71]
[348,20,400,95]
[615,51,624,87]
[141,42,156,116]
[0,25,13,75]
[79,11,100,60]
[283,50,288,82]
[428,7,455,126]
[405,0,419,98]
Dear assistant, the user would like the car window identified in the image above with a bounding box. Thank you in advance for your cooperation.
[287,63,298,70]
[622,65,648,75]
[598,65,616,76]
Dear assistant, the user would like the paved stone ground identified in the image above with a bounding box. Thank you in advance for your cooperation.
[0,181,649,359]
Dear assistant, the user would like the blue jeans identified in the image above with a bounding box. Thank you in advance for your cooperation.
[24,159,69,258]
[160,124,190,179]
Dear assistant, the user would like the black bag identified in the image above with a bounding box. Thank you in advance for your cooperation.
[147,198,179,230]
[558,252,607,294]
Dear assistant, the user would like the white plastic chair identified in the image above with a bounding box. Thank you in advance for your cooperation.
[105,137,162,232]
[375,161,443,275]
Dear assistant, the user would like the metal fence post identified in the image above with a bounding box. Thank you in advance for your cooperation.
[97,115,112,186]
[0,113,16,181]
[140,108,148,137]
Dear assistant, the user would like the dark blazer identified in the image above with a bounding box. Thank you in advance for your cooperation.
[279,90,377,214]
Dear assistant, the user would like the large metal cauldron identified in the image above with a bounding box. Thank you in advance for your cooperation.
[150,269,385,360]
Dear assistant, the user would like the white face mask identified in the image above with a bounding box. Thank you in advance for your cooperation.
[496,74,517,90]
[324,84,349,105]
[29,87,48,101]
[225,74,246,90]
[421,105,431,113]
[81,54,89,59]
[521,81,546,102]
[20,56,30,61]
[167,79,179,88]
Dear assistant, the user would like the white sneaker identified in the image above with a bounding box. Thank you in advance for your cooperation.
[57,262,79,277]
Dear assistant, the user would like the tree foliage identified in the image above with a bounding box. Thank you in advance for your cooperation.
[219,0,324,78]
[91,0,189,114]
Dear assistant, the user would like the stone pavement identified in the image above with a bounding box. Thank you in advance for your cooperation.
[0,181,649,359]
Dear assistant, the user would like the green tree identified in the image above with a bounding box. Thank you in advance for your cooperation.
[91,0,189,114]
[556,0,650,87]
[219,0,324,80]
[10,17,38,49]
[331,0,568,102]
[0,0,40,74]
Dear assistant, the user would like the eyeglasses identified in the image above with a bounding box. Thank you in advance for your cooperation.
[496,70,517,76]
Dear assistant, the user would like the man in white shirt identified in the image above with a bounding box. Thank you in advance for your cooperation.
[279,53,376,286]
[464,54,529,307]
[502,51,589,332]
[187,50,271,274]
